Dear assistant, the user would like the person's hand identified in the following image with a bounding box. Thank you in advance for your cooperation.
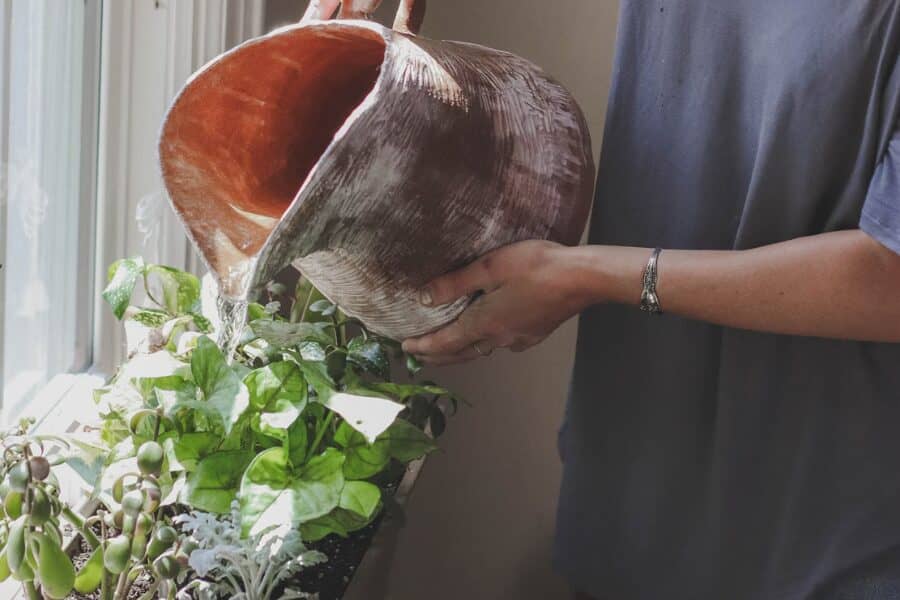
[401,240,589,365]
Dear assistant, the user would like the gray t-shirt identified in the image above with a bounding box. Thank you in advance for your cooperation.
[555,2,900,599]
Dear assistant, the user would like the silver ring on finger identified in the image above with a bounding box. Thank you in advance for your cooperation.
[473,341,493,357]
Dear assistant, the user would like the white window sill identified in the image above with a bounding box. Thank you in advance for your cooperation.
[3,370,106,431]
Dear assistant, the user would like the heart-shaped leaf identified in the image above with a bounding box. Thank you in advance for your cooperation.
[339,481,381,520]
[102,257,145,319]
[347,337,389,378]
[244,362,307,415]
[334,422,390,480]
[240,447,344,536]
[321,392,404,444]
[184,450,254,514]
[146,265,200,315]
[191,336,250,434]
[250,320,334,347]
[383,420,437,463]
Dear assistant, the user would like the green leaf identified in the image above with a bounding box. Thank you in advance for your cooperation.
[118,352,191,384]
[286,418,309,466]
[190,312,212,333]
[73,546,104,594]
[247,303,269,322]
[146,265,201,315]
[300,447,344,479]
[320,391,404,444]
[34,531,76,598]
[164,400,223,432]
[297,341,327,362]
[240,447,345,536]
[238,447,292,537]
[299,513,349,542]
[309,299,336,316]
[102,258,145,319]
[249,320,333,347]
[128,308,170,328]
[339,481,381,519]
[384,420,437,463]
[244,362,307,414]
[164,432,218,472]
[301,507,377,542]
[347,337,389,378]
[334,422,390,480]
[368,382,450,401]
[405,353,423,375]
[64,437,108,492]
[191,337,250,434]
[184,450,254,514]
[283,355,342,409]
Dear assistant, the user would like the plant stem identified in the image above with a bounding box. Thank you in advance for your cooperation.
[23,581,40,600]
[309,412,335,457]
[62,505,101,549]
[100,514,114,600]
[153,411,162,441]
[115,570,130,599]
[121,566,141,600]
[297,278,314,323]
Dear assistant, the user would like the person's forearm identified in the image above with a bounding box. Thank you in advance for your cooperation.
[569,230,900,342]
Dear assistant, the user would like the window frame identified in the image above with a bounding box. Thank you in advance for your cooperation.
[0,0,11,414]
[0,0,264,425]
[0,0,103,421]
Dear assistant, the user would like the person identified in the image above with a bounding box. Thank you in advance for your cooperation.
[401,2,900,599]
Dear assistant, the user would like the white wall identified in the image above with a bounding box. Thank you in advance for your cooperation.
[266,2,620,597]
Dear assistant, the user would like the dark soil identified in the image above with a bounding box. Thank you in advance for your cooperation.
[286,466,405,600]
[291,512,386,600]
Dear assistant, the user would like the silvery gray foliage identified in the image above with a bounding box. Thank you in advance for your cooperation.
[174,502,326,600]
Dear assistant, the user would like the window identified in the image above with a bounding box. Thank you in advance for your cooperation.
[0,0,101,420]
[0,0,264,426]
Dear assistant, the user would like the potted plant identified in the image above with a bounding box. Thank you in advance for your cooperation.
[0,259,459,599]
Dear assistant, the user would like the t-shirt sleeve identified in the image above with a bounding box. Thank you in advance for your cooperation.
[860,124,900,255]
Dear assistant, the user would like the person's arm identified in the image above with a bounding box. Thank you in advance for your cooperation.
[401,230,900,365]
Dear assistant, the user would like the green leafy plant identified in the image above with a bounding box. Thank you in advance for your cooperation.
[0,258,457,599]
[86,259,458,598]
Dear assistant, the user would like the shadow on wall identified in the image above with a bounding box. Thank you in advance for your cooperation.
[262,1,619,599]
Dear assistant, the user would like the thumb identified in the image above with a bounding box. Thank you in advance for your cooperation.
[419,256,498,307]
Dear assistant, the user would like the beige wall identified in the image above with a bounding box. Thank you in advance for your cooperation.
[265,2,620,598]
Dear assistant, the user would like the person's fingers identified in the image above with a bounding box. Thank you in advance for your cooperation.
[339,0,382,18]
[510,340,534,353]
[416,345,481,366]
[419,255,500,307]
[402,319,479,356]
[302,0,341,21]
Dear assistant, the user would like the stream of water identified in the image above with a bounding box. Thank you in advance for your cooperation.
[216,295,249,364]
